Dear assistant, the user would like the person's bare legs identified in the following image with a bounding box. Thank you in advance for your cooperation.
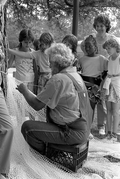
[106,101,112,134]
[97,101,106,135]
[112,102,120,134]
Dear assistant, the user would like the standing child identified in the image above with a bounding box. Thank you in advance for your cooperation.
[79,35,108,83]
[80,14,116,136]
[8,32,54,94]
[8,29,35,92]
[102,38,120,140]
[8,29,37,120]
[62,34,78,67]
[78,35,108,136]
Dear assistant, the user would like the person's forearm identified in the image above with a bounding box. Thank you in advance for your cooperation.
[8,48,32,59]
[22,88,43,111]
[22,88,36,108]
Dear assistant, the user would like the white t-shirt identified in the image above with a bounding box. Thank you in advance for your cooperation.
[28,50,51,73]
[79,54,108,77]
[14,48,34,82]
[103,55,120,97]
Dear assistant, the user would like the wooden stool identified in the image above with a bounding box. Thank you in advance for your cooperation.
[46,140,89,172]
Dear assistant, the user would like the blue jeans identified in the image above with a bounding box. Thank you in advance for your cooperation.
[97,101,106,129]
[21,118,87,154]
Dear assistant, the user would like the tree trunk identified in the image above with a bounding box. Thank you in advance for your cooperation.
[0,2,8,97]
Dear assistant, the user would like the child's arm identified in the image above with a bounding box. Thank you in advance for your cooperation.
[100,55,108,71]
[77,56,84,73]
[104,57,108,72]
[8,48,33,59]
[100,55,108,80]
[8,53,15,68]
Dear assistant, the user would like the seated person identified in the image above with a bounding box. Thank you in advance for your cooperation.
[16,43,92,154]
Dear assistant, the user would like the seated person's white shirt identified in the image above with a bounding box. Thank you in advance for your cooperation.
[37,67,83,125]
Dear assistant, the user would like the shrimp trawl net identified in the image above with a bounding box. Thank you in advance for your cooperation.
[6,69,120,179]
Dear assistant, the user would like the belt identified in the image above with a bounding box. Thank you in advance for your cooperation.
[81,75,102,86]
[107,73,120,78]
[38,72,50,75]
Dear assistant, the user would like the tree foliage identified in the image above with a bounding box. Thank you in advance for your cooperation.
[6,0,120,25]
[65,0,120,8]
[7,0,72,25]
[6,0,120,46]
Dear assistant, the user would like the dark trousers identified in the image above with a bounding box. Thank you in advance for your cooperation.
[81,75,106,129]
[97,102,106,129]
[21,119,87,154]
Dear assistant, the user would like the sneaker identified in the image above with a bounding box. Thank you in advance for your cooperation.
[112,132,117,138]
[107,134,112,140]
[99,128,105,135]
[105,131,111,140]
[89,133,94,140]
[111,133,117,142]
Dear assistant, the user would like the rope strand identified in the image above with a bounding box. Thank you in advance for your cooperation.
[0,70,8,75]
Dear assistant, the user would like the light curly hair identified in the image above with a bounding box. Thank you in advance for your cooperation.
[103,38,120,53]
[45,43,75,69]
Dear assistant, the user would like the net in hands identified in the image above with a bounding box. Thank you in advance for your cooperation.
[6,71,120,179]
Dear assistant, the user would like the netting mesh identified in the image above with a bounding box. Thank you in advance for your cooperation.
[0,0,8,5]
[5,70,120,179]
